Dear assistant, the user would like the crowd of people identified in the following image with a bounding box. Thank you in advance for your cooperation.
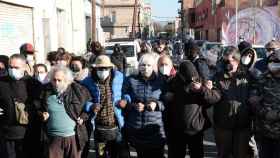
[0,39,280,158]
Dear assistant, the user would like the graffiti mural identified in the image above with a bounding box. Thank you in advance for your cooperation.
[222,6,280,45]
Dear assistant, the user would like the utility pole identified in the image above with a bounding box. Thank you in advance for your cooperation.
[235,0,239,45]
[132,0,138,38]
[92,0,96,41]
[179,0,185,42]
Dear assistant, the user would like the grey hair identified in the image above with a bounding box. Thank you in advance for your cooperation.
[48,65,74,84]
[139,53,157,66]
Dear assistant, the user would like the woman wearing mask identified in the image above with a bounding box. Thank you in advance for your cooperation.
[214,46,252,158]
[120,53,166,158]
[70,56,89,82]
[33,64,49,85]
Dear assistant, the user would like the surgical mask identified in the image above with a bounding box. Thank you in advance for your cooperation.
[8,68,24,80]
[97,70,110,80]
[26,55,35,65]
[37,73,48,84]
[241,56,251,65]
[139,65,153,78]
[268,63,280,73]
[159,66,172,76]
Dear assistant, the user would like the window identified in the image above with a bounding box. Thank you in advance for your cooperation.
[111,11,116,23]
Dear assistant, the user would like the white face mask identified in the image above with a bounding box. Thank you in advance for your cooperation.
[139,64,153,78]
[26,55,35,65]
[9,68,24,80]
[37,73,48,84]
[159,66,172,76]
[241,56,251,65]
[97,70,110,80]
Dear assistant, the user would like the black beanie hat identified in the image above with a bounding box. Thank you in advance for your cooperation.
[178,60,200,83]
[238,41,252,53]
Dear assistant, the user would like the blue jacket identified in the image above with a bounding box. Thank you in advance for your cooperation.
[122,73,165,147]
[81,70,124,128]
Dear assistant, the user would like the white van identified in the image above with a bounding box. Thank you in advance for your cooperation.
[104,38,140,76]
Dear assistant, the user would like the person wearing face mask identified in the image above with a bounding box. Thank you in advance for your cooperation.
[165,61,221,158]
[33,64,49,85]
[253,40,280,75]
[248,50,280,158]
[0,55,9,77]
[158,55,176,78]
[81,55,130,158]
[214,46,253,158]
[119,53,166,158]
[240,47,260,158]
[70,56,89,82]
[0,54,43,158]
[20,43,36,76]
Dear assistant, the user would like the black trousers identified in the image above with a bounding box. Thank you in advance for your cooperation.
[135,146,164,158]
[257,136,280,158]
[168,131,204,158]
[0,139,26,158]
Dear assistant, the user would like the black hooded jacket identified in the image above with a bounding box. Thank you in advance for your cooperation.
[166,61,221,135]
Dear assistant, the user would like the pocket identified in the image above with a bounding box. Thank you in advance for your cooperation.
[15,101,29,125]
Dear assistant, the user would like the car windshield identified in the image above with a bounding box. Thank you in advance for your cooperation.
[254,47,266,59]
[105,45,135,57]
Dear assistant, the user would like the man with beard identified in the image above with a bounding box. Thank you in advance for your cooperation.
[39,65,91,158]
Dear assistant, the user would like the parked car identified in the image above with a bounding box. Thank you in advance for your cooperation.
[105,38,140,76]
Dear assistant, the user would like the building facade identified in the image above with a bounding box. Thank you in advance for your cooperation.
[0,0,103,62]
[101,0,145,40]
[184,0,280,45]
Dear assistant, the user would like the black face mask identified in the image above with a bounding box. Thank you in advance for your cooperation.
[224,61,233,72]
[70,65,81,73]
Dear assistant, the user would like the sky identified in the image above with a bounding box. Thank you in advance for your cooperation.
[151,0,180,22]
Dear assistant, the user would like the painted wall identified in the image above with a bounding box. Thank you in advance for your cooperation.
[222,6,280,45]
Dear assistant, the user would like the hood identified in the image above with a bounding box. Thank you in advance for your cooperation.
[240,47,257,69]
[178,60,200,84]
